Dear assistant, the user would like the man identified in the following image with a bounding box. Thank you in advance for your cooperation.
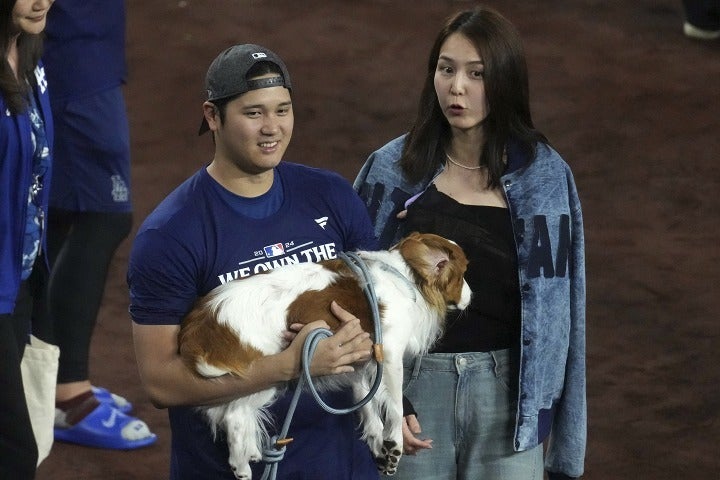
[127,44,380,479]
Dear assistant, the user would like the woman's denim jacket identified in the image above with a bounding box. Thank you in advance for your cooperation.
[354,135,586,479]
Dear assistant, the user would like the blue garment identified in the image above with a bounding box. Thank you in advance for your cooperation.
[353,134,586,479]
[0,64,54,314]
[42,0,127,100]
[45,86,132,212]
[128,161,379,479]
[20,91,51,279]
[43,0,132,213]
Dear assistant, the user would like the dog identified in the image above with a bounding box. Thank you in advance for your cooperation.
[178,232,471,479]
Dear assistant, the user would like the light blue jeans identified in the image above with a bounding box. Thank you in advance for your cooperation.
[395,350,543,480]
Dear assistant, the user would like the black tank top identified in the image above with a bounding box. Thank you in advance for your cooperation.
[401,184,521,352]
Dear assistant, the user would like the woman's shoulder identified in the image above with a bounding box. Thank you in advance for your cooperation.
[536,142,566,162]
[510,141,572,174]
[370,134,407,162]
[356,134,407,183]
[534,143,579,182]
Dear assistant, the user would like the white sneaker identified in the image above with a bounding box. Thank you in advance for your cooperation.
[684,22,720,40]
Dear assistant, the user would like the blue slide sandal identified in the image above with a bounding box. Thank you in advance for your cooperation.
[92,386,133,413]
[54,402,157,450]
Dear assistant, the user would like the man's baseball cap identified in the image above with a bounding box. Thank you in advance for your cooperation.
[198,44,292,135]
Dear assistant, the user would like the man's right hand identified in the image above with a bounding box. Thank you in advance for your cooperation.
[286,301,372,377]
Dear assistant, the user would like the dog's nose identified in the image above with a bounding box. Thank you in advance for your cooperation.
[458,281,472,309]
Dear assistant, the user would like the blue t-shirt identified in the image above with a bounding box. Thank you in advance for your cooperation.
[43,0,127,99]
[128,161,379,480]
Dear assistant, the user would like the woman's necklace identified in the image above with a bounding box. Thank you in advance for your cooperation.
[445,152,483,170]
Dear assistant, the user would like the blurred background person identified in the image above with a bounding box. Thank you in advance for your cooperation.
[682,0,720,39]
[30,0,156,450]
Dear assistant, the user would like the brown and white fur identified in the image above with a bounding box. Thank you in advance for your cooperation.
[178,232,471,479]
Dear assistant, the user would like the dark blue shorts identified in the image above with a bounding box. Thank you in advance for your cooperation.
[49,86,132,212]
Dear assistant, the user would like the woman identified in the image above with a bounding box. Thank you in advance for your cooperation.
[0,0,55,478]
[354,5,586,480]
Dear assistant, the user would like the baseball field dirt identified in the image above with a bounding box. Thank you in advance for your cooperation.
[36,1,720,479]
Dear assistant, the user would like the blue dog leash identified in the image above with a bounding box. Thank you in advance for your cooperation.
[260,252,385,480]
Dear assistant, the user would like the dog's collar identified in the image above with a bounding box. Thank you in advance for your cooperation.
[339,251,386,367]
[345,252,418,303]
[376,261,418,303]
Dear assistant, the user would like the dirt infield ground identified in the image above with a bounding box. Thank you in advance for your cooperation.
[35,1,719,479]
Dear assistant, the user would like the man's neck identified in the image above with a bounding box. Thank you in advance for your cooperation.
[206,160,275,198]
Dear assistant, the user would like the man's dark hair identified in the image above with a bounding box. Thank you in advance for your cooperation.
[212,61,284,124]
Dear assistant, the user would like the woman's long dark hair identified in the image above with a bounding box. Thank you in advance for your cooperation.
[401,5,547,187]
[0,0,45,114]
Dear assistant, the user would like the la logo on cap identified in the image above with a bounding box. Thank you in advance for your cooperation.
[251,52,267,59]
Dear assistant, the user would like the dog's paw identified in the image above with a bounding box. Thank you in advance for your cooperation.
[374,440,402,476]
[229,466,251,480]
[227,441,261,479]
[248,444,262,464]
[228,457,253,479]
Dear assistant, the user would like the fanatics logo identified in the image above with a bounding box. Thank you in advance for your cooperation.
[263,243,285,258]
[315,217,328,229]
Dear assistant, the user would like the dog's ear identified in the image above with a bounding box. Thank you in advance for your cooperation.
[397,232,454,281]
[424,248,451,278]
[398,233,469,307]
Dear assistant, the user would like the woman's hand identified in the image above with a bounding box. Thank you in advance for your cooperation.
[402,414,433,455]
